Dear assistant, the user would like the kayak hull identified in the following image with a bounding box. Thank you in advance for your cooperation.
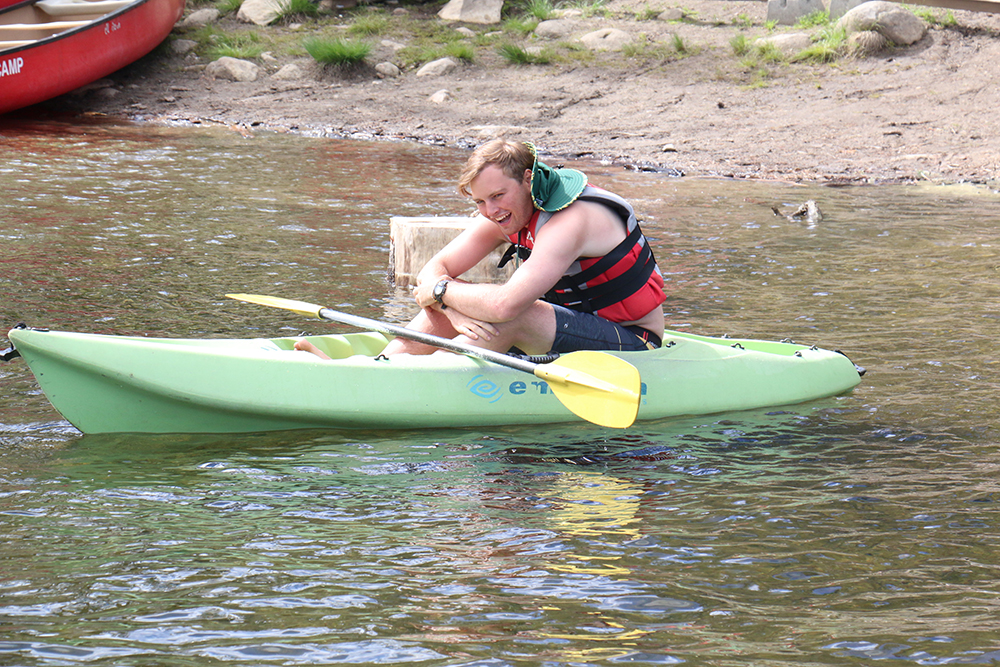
[7,327,863,434]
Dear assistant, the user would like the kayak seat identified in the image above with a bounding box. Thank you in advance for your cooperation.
[269,333,390,360]
[36,0,133,17]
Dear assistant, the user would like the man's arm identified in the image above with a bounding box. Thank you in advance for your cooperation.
[422,205,599,322]
[415,216,508,287]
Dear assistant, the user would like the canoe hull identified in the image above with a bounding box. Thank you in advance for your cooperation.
[0,0,185,115]
[8,327,864,434]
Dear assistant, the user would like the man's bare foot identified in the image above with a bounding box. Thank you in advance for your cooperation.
[294,339,331,360]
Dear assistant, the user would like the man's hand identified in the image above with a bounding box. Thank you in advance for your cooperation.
[414,274,453,309]
[440,308,499,342]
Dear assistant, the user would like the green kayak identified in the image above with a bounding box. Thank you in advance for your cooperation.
[6,326,863,434]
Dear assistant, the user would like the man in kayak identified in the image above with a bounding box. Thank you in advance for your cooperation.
[299,138,665,358]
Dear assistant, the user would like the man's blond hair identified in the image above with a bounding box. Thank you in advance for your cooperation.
[458,138,534,198]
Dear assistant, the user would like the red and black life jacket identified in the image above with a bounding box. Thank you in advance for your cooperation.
[498,186,665,323]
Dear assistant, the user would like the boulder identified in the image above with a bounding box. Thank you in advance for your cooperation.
[205,57,261,82]
[416,57,457,77]
[237,0,283,26]
[429,89,452,103]
[375,62,400,78]
[755,32,813,56]
[535,19,576,40]
[179,7,219,28]
[580,28,632,51]
[837,1,926,45]
[271,63,305,80]
[171,39,198,55]
[766,0,825,26]
[438,0,503,24]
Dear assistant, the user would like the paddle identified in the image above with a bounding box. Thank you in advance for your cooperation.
[226,293,641,429]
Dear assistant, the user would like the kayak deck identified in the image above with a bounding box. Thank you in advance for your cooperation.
[7,327,863,434]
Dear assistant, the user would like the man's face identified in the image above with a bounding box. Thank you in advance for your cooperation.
[469,165,534,236]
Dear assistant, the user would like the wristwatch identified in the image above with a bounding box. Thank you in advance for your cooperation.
[432,279,449,309]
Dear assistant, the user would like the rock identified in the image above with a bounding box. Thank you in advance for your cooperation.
[535,19,576,40]
[580,28,633,52]
[828,0,867,19]
[429,89,452,103]
[271,63,305,80]
[766,0,825,26]
[205,57,261,82]
[837,1,926,45]
[375,62,401,78]
[171,39,197,55]
[237,0,284,26]
[438,0,504,24]
[381,39,407,51]
[755,32,813,56]
[416,57,457,77]
[179,7,219,28]
[657,8,684,21]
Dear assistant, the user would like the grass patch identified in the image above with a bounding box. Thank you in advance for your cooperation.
[795,9,830,28]
[347,10,390,37]
[634,4,661,20]
[791,23,847,62]
[273,0,321,23]
[909,5,957,25]
[498,42,553,64]
[730,33,751,56]
[561,0,610,18]
[502,15,540,36]
[671,33,687,54]
[522,0,557,20]
[303,36,372,65]
[215,0,242,15]
[204,28,266,59]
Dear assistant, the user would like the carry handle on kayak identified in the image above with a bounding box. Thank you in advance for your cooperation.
[226,293,641,429]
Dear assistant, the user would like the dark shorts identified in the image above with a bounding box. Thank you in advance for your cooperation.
[550,305,661,353]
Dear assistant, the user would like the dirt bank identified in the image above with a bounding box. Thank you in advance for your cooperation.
[48,0,1000,184]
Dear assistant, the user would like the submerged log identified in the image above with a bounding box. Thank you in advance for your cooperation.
[389,216,515,286]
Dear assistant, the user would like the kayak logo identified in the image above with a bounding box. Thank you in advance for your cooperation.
[1,57,24,78]
[467,375,503,403]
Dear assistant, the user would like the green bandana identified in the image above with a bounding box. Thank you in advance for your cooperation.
[526,142,587,212]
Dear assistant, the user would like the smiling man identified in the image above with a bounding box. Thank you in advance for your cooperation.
[381,138,666,357]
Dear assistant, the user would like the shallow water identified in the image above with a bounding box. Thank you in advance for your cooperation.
[2,118,1000,665]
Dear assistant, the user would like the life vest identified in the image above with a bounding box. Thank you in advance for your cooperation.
[499,186,665,323]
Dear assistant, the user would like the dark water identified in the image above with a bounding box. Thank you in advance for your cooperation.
[2,118,999,665]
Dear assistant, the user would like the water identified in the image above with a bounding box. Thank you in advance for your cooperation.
[2,117,1000,665]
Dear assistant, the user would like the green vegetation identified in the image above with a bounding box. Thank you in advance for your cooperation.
[792,23,848,62]
[273,0,320,23]
[348,10,390,36]
[908,5,957,25]
[303,36,372,65]
[522,0,557,20]
[215,0,242,15]
[498,42,553,64]
[794,9,830,28]
[502,15,541,36]
[204,28,266,59]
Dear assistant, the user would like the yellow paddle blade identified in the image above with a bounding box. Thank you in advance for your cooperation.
[227,293,325,319]
[534,350,641,429]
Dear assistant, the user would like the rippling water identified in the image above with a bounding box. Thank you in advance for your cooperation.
[2,118,999,665]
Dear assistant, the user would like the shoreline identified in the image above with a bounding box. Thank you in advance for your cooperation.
[32,0,1000,187]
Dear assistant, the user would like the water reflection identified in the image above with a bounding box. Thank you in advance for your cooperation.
[2,119,1000,665]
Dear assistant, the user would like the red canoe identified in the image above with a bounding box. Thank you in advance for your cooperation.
[0,0,185,114]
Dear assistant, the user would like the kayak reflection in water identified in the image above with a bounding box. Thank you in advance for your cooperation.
[297,138,666,359]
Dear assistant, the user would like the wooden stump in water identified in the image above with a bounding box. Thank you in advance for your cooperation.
[389,216,515,286]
